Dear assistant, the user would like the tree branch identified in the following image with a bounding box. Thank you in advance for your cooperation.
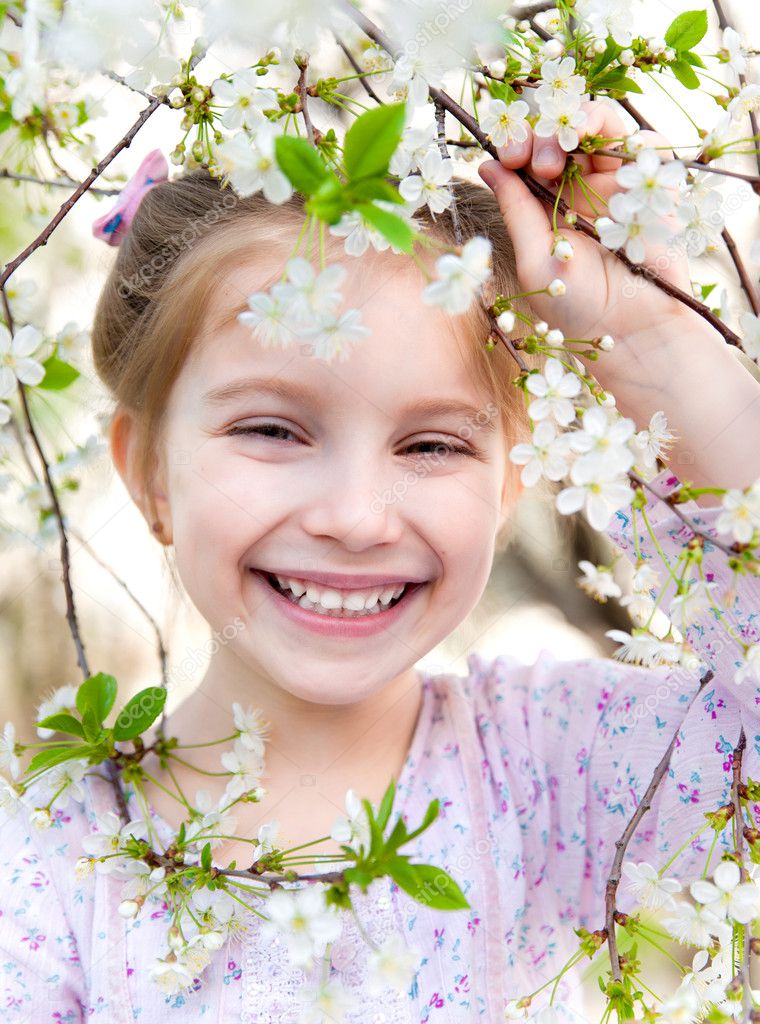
[334,34,385,105]
[604,669,714,983]
[338,1,743,349]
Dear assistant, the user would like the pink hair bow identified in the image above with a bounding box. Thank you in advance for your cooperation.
[92,149,168,247]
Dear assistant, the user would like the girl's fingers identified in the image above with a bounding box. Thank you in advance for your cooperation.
[478,160,554,279]
[495,129,567,180]
[632,129,676,162]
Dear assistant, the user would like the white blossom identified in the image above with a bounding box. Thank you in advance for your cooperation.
[122,41,181,93]
[81,811,148,874]
[148,954,194,996]
[36,684,78,739]
[605,628,681,667]
[250,820,281,864]
[535,95,588,152]
[301,308,371,363]
[574,0,634,45]
[569,406,636,477]
[211,72,277,131]
[0,324,45,390]
[389,122,437,178]
[661,898,731,948]
[508,419,573,487]
[629,410,674,474]
[422,236,492,314]
[232,702,270,756]
[525,358,581,427]
[480,98,530,148]
[615,149,687,217]
[739,311,760,362]
[330,789,371,853]
[595,192,671,263]
[690,859,760,924]
[367,933,420,996]
[261,884,343,968]
[37,758,88,809]
[220,737,265,799]
[399,149,454,215]
[721,26,747,78]
[622,859,682,910]
[302,978,358,1023]
[213,123,292,203]
[0,722,20,780]
[534,56,586,107]
[557,462,634,530]
[0,777,23,816]
[668,580,718,632]
[736,643,760,686]
[576,560,622,602]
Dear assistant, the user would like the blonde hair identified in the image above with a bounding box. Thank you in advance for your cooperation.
[92,168,537,555]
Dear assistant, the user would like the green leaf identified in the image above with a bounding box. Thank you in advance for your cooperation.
[305,175,348,224]
[343,102,406,182]
[670,57,700,89]
[76,672,118,726]
[81,708,102,743]
[402,797,440,845]
[0,110,13,135]
[36,713,84,739]
[274,135,330,196]
[27,744,89,775]
[38,354,80,391]
[346,178,404,205]
[113,686,167,741]
[682,49,706,68]
[664,10,708,52]
[201,842,212,871]
[591,70,643,95]
[588,38,621,77]
[356,202,413,253]
[375,779,396,832]
[387,857,470,910]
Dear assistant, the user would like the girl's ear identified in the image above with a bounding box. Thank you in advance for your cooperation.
[109,408,172,544]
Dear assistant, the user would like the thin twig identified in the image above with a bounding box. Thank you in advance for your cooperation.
[0,168,120,196]
[295,59,316,146]
[69,529,169,690]
[604,669,714,982]
[512,0,557,17]
[339,1,744,349]
[731,727,753,1019]
[433,99,462,245]
[722,226,760,316]
[334,34,385,105]
[485,306,529,371]
[591,146,760,188]
[105,69,170,106]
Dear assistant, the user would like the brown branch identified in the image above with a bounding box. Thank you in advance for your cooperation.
[604,669,714,983]
[628,470,741,558]
[338,1,744,349]
[105,70,170,105]
[722,227,760,316]
[485,305,529,371]
[334,34,385,105]
[591,146,760,188]
[712,0,760,179]
[512,0,557,17]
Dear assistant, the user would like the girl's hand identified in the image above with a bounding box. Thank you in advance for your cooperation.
[477,99,693,354]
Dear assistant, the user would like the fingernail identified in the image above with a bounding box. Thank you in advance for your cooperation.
[533,147,556,170]
[496,143,518,161]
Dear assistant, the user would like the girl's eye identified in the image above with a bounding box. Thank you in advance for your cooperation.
[226,424,473,457]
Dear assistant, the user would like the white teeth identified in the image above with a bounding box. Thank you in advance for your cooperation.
[266,572,410,613]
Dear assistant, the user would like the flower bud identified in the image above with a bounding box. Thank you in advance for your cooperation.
[564,210,578,225]
[169,94,186,109]
[118,900,140,919]
[600,392,616,407]
[489,59,506,79]
[547,278,566,297]
[75,856,95,879]
[496,310,516,333]
[517,19,530,32]
[543,39,564,60]
[623,133,646,154]
[545,329,564,345]
[168,925,184,951]
[499,14,517,30]
[599,334,615,351]
[592,39,607,54]
[201,929,226,951]
[619,49,635,66]
[30,808,51,830]
[663,47,676,62]
[647,37,666,55]
[533,321,549,337]
[552,237,574,262]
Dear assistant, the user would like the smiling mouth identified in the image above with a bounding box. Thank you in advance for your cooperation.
[255,570,424,618]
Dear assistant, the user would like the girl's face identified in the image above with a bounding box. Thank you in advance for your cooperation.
[152,250,515,705]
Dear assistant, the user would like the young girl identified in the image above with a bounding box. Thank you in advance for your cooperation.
[1,101,759,1023]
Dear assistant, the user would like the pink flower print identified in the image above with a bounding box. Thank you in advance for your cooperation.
[467,916,480,935]
[455,975,470,994]
[677,783,700,804]
[433,927,445,949]
[428,993,445,1008]
[21,928,46,952]
[576,748,589,775]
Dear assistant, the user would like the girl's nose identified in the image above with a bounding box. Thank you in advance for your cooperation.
[299,461,405,551]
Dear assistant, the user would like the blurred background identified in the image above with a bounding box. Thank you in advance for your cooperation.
[0,0,758,1015]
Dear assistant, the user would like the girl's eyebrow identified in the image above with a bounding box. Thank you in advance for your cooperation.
[201,376,497,431]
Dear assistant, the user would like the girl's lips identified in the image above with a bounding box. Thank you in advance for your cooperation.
[249,569,426,638]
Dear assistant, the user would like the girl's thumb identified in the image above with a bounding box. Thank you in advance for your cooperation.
[478,160,553,260]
